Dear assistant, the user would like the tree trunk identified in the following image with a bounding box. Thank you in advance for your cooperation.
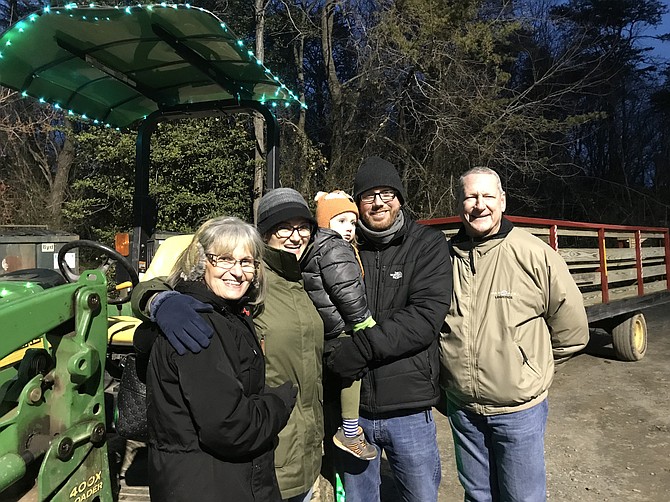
[295,33,306,134]
[49,118,75,229]
[294,33,312,196]
[321,0,343,171]
[253,0,267,220]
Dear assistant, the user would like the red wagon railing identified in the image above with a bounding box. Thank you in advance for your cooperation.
[421,216,670,323]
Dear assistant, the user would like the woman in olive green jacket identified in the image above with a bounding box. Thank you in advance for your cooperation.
[254,188,324,502]
[255,246,323,500]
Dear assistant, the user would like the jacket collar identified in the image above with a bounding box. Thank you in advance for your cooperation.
[263,245,303,281]
[302,228,340,265]
[450,217,514,258]
[452,216,514,244]
[175,280,249,315]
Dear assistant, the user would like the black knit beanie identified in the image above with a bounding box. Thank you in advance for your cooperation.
[257,188,316,236]
[353,156,406,204]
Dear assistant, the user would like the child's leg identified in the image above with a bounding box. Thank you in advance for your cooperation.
[330,332,376,460]
[341,380,361,438]
[334,379,376,460]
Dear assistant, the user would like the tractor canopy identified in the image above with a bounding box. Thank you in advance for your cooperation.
[0,3,302,128]
[0,3,302,271]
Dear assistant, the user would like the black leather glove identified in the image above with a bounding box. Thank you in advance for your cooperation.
[151,292,214,356]
[265,381,298,411]
[325,331,373,387]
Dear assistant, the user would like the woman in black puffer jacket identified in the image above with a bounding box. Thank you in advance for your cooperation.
[146,216,297,502]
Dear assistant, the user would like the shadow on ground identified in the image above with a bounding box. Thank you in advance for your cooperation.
[580,328,619,361]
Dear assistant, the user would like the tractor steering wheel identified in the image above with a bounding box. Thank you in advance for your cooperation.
[57,240,140,305]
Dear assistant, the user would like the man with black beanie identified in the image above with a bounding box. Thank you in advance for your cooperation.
[325,156,452,502]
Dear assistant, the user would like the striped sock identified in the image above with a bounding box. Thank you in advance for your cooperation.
[342,418,359,438]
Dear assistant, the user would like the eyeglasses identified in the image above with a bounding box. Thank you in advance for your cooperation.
[274,224,312,239]
[205,254,258,273]
[360,189,397,204]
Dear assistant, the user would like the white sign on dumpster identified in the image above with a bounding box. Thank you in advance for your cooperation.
[42,243,55,253]
[54,252,75,270]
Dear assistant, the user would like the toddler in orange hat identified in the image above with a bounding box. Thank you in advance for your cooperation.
[301,190,377,461]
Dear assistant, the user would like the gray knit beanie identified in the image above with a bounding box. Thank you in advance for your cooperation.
[257,188,316,236]
[353,156,406,204]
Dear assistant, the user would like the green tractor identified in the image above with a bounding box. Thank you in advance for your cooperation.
[0,4,298,500]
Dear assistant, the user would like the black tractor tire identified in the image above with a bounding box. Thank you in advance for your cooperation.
[612,313,647,361]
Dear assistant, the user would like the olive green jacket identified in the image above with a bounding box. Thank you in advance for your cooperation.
[130,278,165,322]
[255,246,324,498]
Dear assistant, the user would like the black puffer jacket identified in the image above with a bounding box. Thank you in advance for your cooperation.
[357,212,452,414]
[147,281,293,502]
[301,228,371,339]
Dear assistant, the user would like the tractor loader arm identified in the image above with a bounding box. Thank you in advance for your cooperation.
[0,270,115,501]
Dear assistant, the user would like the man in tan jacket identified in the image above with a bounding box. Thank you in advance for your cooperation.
[440,167,589,501]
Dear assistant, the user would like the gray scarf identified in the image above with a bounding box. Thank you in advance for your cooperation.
[358,210,405,247]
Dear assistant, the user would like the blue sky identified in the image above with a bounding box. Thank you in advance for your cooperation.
[644,3,670,61]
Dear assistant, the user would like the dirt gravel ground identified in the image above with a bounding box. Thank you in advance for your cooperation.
[431,303,670,502]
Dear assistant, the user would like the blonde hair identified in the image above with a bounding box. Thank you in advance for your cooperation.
[167,216,266,305]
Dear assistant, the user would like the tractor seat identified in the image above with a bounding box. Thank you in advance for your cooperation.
[141,234,194,281]
[0,268,67,289]
[108,235,194,348]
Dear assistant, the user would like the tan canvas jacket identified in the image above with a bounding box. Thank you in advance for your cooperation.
[440,224,589,415]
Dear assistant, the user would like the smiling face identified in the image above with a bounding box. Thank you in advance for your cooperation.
[265,217,312,260]
[358,186,401,231]
[329,211,358,242]
[204,243,255,300]
[459,172,507,238]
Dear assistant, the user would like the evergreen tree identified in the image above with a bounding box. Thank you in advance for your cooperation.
[63,117,256,243]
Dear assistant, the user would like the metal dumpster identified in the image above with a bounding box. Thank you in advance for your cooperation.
[0,226,78,273]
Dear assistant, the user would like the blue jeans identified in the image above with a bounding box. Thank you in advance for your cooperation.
[338,409,441,502]
[447,399,549,502]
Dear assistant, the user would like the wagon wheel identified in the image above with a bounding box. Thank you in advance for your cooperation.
[612,313,647,361]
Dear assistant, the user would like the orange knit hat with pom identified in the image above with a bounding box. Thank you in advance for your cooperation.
[314,190,359,229]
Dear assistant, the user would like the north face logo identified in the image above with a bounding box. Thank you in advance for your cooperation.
[390,271,403,280]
